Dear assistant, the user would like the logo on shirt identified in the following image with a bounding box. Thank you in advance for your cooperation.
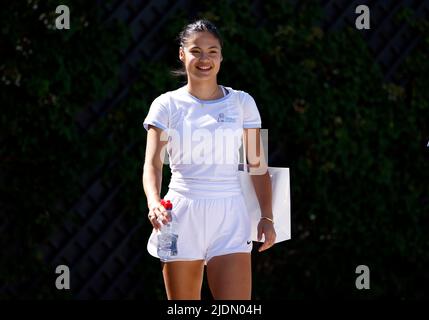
[217,113,236,123]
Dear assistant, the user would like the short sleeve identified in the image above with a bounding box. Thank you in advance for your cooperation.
[143,94,169,131]
[242,92,262,128]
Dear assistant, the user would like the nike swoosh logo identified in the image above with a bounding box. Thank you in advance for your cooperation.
[247,241,252,245]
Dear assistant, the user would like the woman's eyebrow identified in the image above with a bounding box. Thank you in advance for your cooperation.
[189,46,219,50]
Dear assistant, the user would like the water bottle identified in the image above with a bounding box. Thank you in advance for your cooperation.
[157,199,178,260]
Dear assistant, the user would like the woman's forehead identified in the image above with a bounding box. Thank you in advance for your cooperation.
[185,31,221,48]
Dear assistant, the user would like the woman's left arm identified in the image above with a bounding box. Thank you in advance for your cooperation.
[243,128,277,252]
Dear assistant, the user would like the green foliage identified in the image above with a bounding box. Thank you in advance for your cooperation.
[0,0,129,298]
[119,1,428,299]
[2,0,428,299]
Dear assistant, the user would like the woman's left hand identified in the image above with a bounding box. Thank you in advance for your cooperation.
[257,219,276,252]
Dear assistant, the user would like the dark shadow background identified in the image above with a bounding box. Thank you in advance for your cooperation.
[1,0,428,300]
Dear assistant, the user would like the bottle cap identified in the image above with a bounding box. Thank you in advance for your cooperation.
[161,199,172,210]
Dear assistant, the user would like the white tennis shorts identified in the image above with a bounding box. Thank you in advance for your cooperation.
[147,189,253,263]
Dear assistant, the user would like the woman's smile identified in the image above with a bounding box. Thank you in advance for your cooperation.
[196,65,213,71]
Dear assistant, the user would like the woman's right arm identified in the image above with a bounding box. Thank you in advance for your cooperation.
[142,125,169,229]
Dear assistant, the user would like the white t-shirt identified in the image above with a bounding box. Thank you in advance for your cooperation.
[143,85,261,199]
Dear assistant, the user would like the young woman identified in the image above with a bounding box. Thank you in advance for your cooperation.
[142,19,276,300]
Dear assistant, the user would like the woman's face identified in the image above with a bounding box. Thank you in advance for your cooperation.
[179,31,223,81]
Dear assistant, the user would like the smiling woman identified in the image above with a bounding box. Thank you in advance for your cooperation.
[177,21,224,100]
[142,19,276,300]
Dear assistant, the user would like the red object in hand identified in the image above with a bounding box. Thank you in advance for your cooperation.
[161,199,172,210]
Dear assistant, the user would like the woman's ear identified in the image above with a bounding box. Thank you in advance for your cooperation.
[179,47,185,62]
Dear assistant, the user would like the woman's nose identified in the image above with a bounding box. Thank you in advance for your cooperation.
[199,52,209,60]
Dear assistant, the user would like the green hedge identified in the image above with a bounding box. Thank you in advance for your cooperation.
[1,0,428,299]
[117,1,429,299]
[0,0,128,298]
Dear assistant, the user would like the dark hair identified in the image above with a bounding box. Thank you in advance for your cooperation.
[177,19,223,48]
[171,19,223,77]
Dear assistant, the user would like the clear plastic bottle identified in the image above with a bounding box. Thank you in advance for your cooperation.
[157,199,178,260]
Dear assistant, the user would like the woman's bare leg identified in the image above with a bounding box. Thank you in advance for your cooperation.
[206,253,252,300]
[162,260,205,300]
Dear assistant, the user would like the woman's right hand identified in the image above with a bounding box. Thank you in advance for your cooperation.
[147,201,171,230]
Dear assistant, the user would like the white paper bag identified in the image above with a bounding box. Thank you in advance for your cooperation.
[239,167,291,243]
